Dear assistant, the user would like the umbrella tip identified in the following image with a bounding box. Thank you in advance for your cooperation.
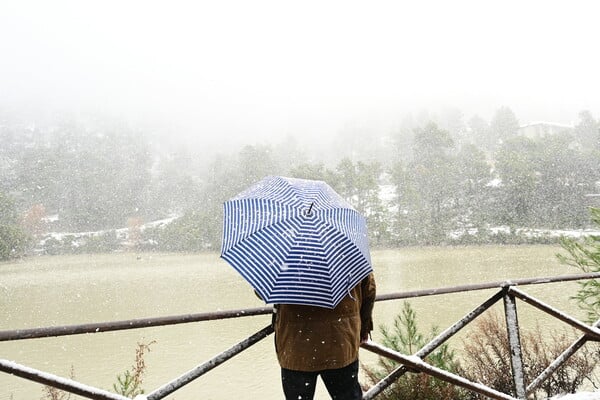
[307,202,314,216]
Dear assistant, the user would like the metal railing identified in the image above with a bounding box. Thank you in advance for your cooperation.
[2,272,600,399]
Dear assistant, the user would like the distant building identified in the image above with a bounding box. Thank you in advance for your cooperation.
[518,121,573,139]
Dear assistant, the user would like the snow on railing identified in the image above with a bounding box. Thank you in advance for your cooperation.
[2,272,600,399]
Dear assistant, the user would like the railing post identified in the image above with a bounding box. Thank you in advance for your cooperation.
[503,287,526,399]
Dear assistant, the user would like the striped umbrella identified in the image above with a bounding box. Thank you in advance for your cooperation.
[221,176,372,309]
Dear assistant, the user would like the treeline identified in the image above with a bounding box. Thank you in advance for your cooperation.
[0,107,599,259]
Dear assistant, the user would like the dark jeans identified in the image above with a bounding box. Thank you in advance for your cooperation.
[281,359,362,400]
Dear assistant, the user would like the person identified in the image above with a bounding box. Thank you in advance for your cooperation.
[273,272,376,400]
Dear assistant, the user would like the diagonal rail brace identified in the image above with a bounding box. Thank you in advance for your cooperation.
[146,325,274,400]
[361,341,519,400]
[508,287,600,340]
[527,317,600,394]
[362,289,506,400]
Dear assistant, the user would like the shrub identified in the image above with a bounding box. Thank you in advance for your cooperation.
[113,340,156,398]
[364,304,599,400]
[40,341,156,400]
[363,302,470,400]
[77,231,119,254]
[142,210,219,252]
[461,311,599,399]
[0,224,31,260]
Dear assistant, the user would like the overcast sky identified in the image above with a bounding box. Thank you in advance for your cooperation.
[1,0,599,146]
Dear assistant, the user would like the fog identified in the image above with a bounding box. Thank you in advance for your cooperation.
[2,0,599,152]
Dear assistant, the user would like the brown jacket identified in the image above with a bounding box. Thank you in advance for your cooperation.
[274,273,376,371]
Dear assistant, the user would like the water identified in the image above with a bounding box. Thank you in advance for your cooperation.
[0,246,584,399]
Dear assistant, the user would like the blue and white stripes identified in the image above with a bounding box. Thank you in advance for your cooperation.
[221,176,372,309]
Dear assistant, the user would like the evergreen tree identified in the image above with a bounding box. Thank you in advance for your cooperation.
[574,110,600,151]
[493,136,539,227]
[490,106,520,150]
[392,123,457,244]
[557,207,600,323]
[0,191,30,260]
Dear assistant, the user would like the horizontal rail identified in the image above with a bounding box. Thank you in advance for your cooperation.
[0,306,273,342]
[375,272,600,302]
[527,319,600,394]
[2,272,598,342]
[0,359,128,400]
[3,272,600,400]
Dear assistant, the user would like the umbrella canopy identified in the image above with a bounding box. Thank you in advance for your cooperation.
[221,175,372,309]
